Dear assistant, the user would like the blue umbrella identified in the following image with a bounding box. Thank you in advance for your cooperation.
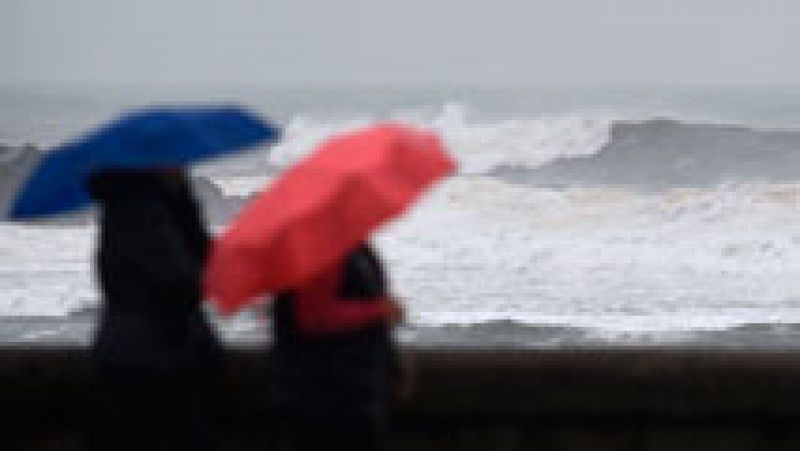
[9,105,280,219]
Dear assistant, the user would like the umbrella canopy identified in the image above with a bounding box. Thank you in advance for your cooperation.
[204,123,455,314]
[9,105,280,219]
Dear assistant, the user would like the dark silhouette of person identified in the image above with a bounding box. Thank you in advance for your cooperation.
[87,168,223,451]
[269,243,405,451]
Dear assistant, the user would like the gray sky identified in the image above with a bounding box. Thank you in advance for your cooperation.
[2,0,799,85]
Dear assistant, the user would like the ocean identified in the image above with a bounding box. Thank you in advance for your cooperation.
[3,84,800,347]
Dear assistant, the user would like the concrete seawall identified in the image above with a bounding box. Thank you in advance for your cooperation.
[3,346,800,450]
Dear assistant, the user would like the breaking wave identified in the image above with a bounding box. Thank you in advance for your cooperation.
[494,118,800,189]
[202,103,800,186]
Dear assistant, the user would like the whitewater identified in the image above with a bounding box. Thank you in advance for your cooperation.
[3,85,800,345]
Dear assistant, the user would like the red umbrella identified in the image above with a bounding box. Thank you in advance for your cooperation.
[203,123,455,314]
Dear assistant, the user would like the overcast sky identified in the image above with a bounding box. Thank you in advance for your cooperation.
[2,0,799,85]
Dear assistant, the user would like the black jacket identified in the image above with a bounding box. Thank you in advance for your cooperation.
[89,171,221,374]
[270,245,394,419]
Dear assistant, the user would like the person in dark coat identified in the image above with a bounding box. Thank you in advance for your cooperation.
[269,243,405,451]
[88,168,223,451]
